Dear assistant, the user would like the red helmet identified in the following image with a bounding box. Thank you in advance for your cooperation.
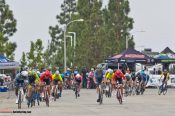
[45,70,50,77]
[116,69,121,75]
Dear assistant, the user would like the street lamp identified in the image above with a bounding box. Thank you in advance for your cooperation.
[68,32,76,66]
[64,19,84,72]
[66,35,73,47]
[126,30,145,49]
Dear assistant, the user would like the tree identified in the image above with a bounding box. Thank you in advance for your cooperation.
[0,0,17,59]
[105,0,134,53]
[48,0,77,68]
[27,39,44,69]
[20,52,27,67]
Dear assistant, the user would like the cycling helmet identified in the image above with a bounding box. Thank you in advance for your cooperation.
[21,71,28,77]
[91,68,94,71]
[116,69,121,75]
[109,69,113,74]
[45,70,50,76]
[97,64,102,69]
[55,70,60,75]
[76,74,81,78]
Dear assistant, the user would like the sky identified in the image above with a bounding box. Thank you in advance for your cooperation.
[5,0,175,62]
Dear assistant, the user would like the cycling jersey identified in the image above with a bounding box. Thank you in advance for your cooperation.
[73,70,79,76]
[106,73,114,80]
[112,70,126,84]
[28,71,40,84]
[125,73,131,81]
[64,71,72,78]
[52,74,63,81]
[40,71,52,85]
[74,75,82,83]
[161,72,170,81]
[113,71,126,80]
[94,69,104,84]
[88,71,94,79]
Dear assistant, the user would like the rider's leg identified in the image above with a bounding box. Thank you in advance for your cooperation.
[15,87,19,103]
[58,81,63,97]
[27,84,32,98]
[47,85,51,97]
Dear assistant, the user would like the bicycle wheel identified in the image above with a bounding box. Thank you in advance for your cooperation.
[18,91,21,109]
[116,89,122,104]
[45,90,49,107]
[163,88,167,95]
[54,87,58,101]
[75,84,78,99]
[158,86,162,95]
[99,88,103,104]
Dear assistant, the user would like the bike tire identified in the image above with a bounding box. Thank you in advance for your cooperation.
[100,89,103,104]
[75,85,78,99]
[163,89,167,95]
[54,88,57,101]
[18,91,21,109]
[116,90,122,104]
[45,91,49,107]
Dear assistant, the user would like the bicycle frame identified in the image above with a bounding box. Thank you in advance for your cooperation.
[18,86,24,109]
[115,82,122,104]
[43,85,49,107]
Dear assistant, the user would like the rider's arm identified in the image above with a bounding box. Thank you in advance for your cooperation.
[40,74,44,82]
[49,74,53,81]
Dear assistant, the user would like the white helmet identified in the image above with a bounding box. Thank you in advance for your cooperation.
[91,68,94,71]
[21,71,28,77]
[55,70,60,75]
[109,69,113,74]
[76,74,81,78]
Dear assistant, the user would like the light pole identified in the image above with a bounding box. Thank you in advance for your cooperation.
[64,19,84,72]
[66,35,73,47]
[68,32,76,66]
[126,30,145,49]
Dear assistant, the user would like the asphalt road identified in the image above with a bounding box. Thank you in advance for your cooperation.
[0,88,175,116]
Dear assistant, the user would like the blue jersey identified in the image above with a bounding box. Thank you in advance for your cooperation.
[73,70,79,76]
[94,69,104,79]
[64,71,72,77]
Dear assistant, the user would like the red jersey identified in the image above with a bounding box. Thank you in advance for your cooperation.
[40,71,52,82]
[112,70,126,81]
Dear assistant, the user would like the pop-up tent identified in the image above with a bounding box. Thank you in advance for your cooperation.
[0,55,19,69]
[106,49,155,64]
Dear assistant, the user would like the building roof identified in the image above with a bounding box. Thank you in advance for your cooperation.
[161,47,175,54]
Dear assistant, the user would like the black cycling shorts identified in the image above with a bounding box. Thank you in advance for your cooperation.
[53,80,61,85]
[115,78,123,84]
[43,78,51,85]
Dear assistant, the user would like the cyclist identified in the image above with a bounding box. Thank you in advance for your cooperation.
[112,69,126,100]
[140,70,148,91]
[73,73,83,97]
[94,64,105,102]
[160,69,170,87]
[125,68,132,89]
[105,69,114,95]
[52,70,63,97]
[40,70,53,99]
[105,69,113,84]
[87,68,95,89]
[73,66,79,77]
[15,70,28,104]
[26,70,40,99]
[64,68,72,89]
